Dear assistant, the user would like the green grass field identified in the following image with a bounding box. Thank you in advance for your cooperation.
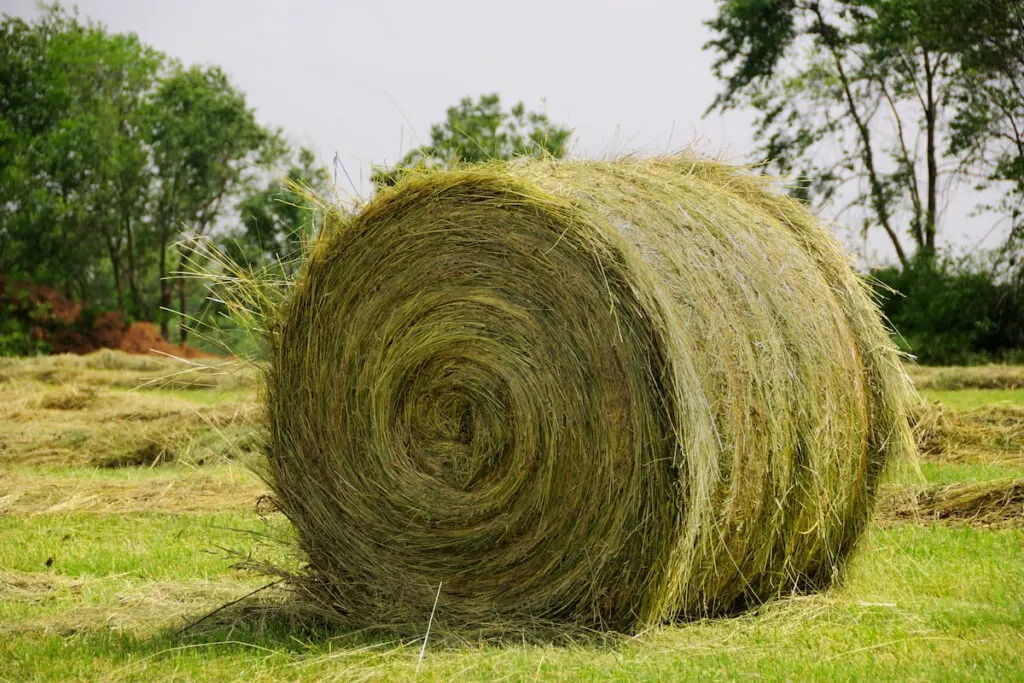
[1,354,1022,681]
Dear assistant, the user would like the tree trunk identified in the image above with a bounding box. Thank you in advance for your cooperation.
[158,231,170,339]
[124,215,142,318]
[178,274,188,344]
[175,181,228,344]
[110,252,123,311]
[176,238,192,344]
[924,51,939,258]
[811,2,908,267]
[103,231,124,311]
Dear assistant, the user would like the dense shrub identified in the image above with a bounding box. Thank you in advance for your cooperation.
[0,278,214,357]
[872,256,1024,365]
[0,310,50,356]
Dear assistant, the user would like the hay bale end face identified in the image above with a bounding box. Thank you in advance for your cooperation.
[265,157,915,632]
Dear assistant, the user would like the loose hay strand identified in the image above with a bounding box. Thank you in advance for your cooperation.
[245,156,915,634]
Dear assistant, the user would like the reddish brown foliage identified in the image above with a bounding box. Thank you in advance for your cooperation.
[0,278,214,358]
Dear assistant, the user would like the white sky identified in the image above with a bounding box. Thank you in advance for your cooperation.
[3,0,1006,264]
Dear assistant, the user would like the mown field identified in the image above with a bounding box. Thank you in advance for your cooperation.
[1,352,1022,681]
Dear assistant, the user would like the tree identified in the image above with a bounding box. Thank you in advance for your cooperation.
[705,0,1023,266]
[944,2,1024,273]
[0,5,162,305]
[0,6,288,345]
[371,93,572,187]
[146,64,279,340]
[228,147,331,272]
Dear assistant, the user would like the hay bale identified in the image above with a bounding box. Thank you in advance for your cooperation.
[263,157,915,631]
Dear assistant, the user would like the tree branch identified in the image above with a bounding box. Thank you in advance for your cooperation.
[809,1,908,265]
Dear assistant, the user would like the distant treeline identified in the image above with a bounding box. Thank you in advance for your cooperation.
[0,6,329,346]
[2,6,1023,364]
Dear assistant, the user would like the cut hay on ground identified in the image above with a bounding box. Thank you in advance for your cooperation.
[0,349,256,391]
[880,479,1024,528]
[907,364,1024,391]
[256,157,915,633]
[0,362,259,470]
[0,469,266,515]
[912,402,1024,467]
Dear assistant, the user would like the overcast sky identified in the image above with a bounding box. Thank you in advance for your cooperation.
[3,0,1005,263]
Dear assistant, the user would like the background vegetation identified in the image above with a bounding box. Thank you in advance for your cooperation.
[0,5,326,352]
[705,0,1024,363]
[1,1,1022,364]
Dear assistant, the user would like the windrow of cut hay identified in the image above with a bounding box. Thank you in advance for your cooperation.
[881,478,1024,528]
[0,352,259,470]
[907,364,1024,390]
[912,402,1024,466]
[261,157,915,633]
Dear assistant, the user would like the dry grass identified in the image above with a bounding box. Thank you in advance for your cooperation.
[907,364,1024,390]
[36,385,98,410]
[3,522,1021,681]
[0,352,1019,679]
[0,358,259,470]
[0,468,267,515]
[0,349,256,391]
[214,156,917,633]
[880,479,1024,528]
[0,570,273,637]
[913,402,1024,467]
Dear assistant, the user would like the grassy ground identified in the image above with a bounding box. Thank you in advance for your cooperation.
[919,388,1024,411]
[1,353,1022,681]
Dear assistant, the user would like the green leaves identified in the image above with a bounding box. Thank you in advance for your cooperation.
[0,5,285,340]
[705,0,1024,266]
[371,93,572,187]
[704,0,798,110]
[0,5,163,299]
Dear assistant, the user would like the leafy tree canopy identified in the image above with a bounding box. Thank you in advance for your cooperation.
[706,0,1023,268]
[0,4,302,343]
[372,93,572,187]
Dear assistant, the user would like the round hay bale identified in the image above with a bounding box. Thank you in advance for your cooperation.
[265,157,915,632]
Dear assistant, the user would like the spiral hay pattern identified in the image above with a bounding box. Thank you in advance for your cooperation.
[265,157,915,632]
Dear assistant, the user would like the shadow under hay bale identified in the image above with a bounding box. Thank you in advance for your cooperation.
[251,157,915,633]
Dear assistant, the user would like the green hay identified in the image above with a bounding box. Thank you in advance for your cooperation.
[0,350,255,391]
[247,156,914,633]
[0,365,259,470]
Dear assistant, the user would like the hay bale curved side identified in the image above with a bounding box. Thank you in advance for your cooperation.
[264,157,915,631]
